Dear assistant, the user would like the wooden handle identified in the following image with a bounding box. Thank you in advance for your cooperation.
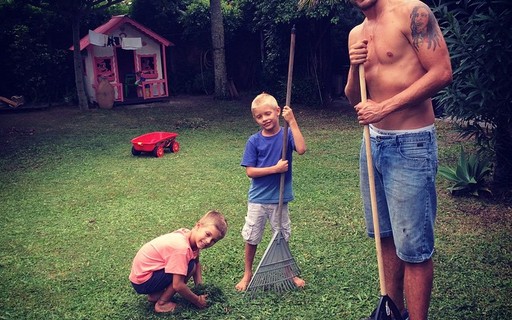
[277,26,296,226]
[281,25,296,161]
[359,64,387,296]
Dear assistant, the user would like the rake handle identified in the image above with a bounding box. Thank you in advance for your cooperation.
[359,64,387,296]
[277,26,296,227]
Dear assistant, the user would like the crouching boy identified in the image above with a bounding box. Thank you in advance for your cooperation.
[129,210,228,313]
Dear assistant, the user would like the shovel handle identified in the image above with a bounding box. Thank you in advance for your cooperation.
[359,64,387,296]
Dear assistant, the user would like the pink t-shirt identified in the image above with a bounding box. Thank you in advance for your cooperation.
[129,228,199,284]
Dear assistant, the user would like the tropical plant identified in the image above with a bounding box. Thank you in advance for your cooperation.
[433,0,512,192]
[438,146,492,197]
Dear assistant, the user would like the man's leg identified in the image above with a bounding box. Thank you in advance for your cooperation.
[381,237,405,313]
[404,259,433,320]
[235,243,257,291]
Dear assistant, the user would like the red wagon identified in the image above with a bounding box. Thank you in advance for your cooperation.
[131,132,180,158]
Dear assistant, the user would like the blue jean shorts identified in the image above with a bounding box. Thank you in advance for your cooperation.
[359,128,438,263]
[131,259,197,294]
[241,202,291,245]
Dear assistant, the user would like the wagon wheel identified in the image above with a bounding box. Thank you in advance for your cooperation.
[163,139,172,149]
[153,145,165,158]
[171,141,180,153]
[131,146,141,156]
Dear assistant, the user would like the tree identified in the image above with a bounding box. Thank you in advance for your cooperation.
[0,1,76,104]
[434,0,512,194]
[241,0,359,106]
[130,0,243,95]
[130,0,185,41]
[209,0,229,98]
[28,0,125,111]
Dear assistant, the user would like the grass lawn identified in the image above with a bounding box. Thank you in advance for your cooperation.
[0,95,510,319]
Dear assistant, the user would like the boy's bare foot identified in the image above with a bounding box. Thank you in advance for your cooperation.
[147,292,163,303]
[154,300,177,313]
[235,275,252,291]
[293,276,306,288]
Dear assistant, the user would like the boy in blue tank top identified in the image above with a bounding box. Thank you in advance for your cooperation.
[235,93,307,291]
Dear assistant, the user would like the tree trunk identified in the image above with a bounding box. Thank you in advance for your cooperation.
[492,117,512,194]
[209,0,229,99]
[71,16,89,111]
[310,19,334,107]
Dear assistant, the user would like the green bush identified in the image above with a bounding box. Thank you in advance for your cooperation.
[191,70,215,95]
[272,76,323,107]
[434,0,512,189]
[438,146,492,197]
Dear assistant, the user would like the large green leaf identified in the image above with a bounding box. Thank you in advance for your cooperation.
[438,146,492,196]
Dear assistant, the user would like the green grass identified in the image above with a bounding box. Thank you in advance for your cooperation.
[0,96,510,319]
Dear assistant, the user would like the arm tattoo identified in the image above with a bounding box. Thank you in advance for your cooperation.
[410,5,441,51]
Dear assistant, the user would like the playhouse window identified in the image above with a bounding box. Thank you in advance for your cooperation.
[138,55,157,79]
[95,57,115,81]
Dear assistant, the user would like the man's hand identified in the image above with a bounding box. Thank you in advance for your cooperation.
[354,98,386,125]
[348,39,368,65]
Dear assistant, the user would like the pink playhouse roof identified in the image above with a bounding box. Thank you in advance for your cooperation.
[72,15,173,51]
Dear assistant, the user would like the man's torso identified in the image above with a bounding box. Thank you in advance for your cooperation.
[355,2,435,129]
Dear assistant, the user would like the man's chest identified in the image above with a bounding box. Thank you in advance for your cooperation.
[363,20,413,66]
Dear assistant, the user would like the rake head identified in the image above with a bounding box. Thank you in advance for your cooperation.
[245,230,301,298]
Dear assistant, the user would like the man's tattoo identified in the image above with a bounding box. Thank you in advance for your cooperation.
[410,5,441,51]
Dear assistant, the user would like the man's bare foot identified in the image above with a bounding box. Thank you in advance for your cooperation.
[293,276,306,288]
[235,275,252,291]
[147,291,163,303]
[154,300,177,313]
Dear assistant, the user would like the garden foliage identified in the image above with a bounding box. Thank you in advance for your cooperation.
[433,0,512,190]
[438,146,492,197]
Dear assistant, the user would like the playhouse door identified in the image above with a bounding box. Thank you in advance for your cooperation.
[116,48,137,99]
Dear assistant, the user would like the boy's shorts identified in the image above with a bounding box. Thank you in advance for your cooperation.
[131,259,197,294]
[241,202,291,245]
[360,129,438,263]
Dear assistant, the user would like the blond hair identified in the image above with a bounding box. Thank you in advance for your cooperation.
[251,92,278,110]
[198,210,228,239]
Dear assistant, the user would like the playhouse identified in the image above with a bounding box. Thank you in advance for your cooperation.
[73,15,174,105]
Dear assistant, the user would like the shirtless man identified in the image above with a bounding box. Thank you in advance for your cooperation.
[344,0,452,319]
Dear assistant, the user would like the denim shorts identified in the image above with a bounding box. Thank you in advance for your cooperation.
[131,259,197,294]
[359,128,438,263]
[241,202,291,245]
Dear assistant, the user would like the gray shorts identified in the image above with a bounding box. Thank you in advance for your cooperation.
[241,202,291,245]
